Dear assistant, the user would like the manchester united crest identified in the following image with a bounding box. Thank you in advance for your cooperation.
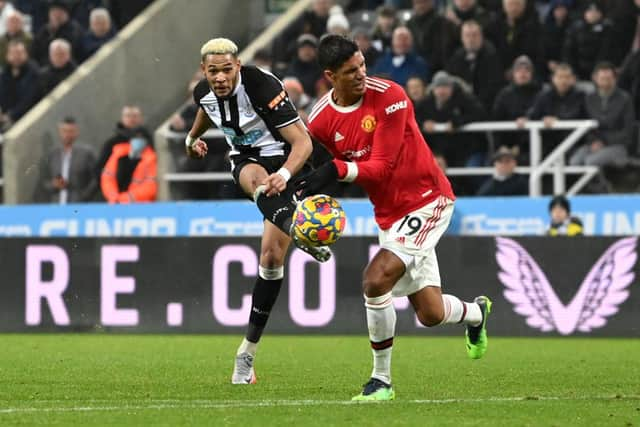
[361,115,376,132]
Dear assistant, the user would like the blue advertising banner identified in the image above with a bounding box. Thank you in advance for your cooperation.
[0,195,638,237]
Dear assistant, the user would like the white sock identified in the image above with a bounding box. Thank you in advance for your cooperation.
[237,338,257,356]
[441,294,482,326]
[365,292,396,385]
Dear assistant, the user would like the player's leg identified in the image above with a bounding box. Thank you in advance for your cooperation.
[232,163,287,384]
[352,249,405,401]
[243,163,330,262]
[409,287,491,359]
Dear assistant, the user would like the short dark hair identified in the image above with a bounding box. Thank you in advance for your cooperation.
[549,195,570,213]
[317,34,359,72]
[592,61,616,76]
[60,116,76,125]
[553,62,574,75]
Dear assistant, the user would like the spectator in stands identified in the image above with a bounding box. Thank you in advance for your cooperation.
[38,38,77,98]
[11,1,48,34]
[285,34,322,97]
[416,71,486,166]
[372,26,429,86]
[445,0,492,30]
[79,7,114,61]
[0,40,39,131]
[96,105,151,174]
[351,26,380,69]
[101,128,157,203]
[169,71,203,132]
[492,55,541,155]
[406,75,427,105]
[326,8,350,36]
[0,10,32,68]
[250,48,274,74]
[283,77,312,123]
[569,62,635,167]
[543,0,573,78]
[486,0,543,75]
[562,1,614,81]
[31,0,83,65]
[69,0,109,29]
[608,0,640,65]
[547,195,583,236]
[445,20,503,110]
[528,63,585,126]
[618,49,640,120]
[476,146,528,195]
[406,0,458,73]
[108,0,153,30]
[37,116,97,203]
[0,0,16,37]
[272,0,333,72]
[370,5,398,53]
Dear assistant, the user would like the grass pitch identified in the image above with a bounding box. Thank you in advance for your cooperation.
[0,335,638,426]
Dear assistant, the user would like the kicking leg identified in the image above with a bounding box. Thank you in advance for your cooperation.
[409,287,492,359]
[353,249,405,401]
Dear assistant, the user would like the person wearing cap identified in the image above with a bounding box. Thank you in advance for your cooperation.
[31,0,83,65]
[37,116,98,203]
[562,1,614,80]
[285,33,322,96]
[547,195,584,236]
[492,55,541,155]
[371,26,429,86]
[416,70,486,166]
[326,10,350,36]
[445,19,504,110]
[476,146,528,196]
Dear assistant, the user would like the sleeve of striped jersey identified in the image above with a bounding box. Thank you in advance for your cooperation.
[246,68,299,129]
[336,84,407,185]
[192,79,210,109]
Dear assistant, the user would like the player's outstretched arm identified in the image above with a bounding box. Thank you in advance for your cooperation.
[263,120,312,196]
[185,108,212,158]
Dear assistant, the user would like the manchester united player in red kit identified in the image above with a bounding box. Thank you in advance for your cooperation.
[295,35,493,401]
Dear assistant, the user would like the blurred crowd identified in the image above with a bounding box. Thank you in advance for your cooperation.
[167,0,640,200]
[4,0,640,204]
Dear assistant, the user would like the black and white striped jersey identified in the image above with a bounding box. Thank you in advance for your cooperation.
[193,66,300,157]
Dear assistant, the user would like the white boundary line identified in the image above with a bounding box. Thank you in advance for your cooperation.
[1,395,638,414]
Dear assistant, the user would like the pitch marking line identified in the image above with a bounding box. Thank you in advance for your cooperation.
[0,395,638,414]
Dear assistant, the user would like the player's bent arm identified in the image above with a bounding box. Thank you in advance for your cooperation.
[186,108,213,143]
[278,120,313,177]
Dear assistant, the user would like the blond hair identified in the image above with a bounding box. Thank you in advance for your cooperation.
[200,38,238,61]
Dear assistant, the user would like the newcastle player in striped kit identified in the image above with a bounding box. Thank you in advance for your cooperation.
[185,38,330,385]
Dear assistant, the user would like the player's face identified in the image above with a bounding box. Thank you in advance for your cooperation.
[327,51,366,99]
[550,205,568,224]
[202,53,241,98]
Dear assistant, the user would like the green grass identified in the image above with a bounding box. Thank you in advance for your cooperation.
[0,335,638,426]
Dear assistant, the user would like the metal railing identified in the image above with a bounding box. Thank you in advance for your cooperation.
[158,120,599,197]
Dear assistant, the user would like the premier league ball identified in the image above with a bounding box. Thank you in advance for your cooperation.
[292,194,346,247]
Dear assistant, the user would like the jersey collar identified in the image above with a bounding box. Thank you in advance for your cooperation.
[328,88,364,113]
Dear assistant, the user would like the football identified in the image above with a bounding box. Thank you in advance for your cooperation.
[292,194,346,247]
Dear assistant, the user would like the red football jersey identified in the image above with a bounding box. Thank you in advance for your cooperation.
[307,76,455,230]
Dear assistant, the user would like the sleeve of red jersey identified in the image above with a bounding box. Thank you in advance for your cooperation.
[332,83,408,185]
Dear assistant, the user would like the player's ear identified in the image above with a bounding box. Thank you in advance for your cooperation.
[324,69,335,85]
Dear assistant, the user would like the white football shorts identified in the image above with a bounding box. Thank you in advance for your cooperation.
[378,195,454,297]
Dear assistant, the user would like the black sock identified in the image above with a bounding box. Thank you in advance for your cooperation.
[255,192,294,234]
[246,276,283,343]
